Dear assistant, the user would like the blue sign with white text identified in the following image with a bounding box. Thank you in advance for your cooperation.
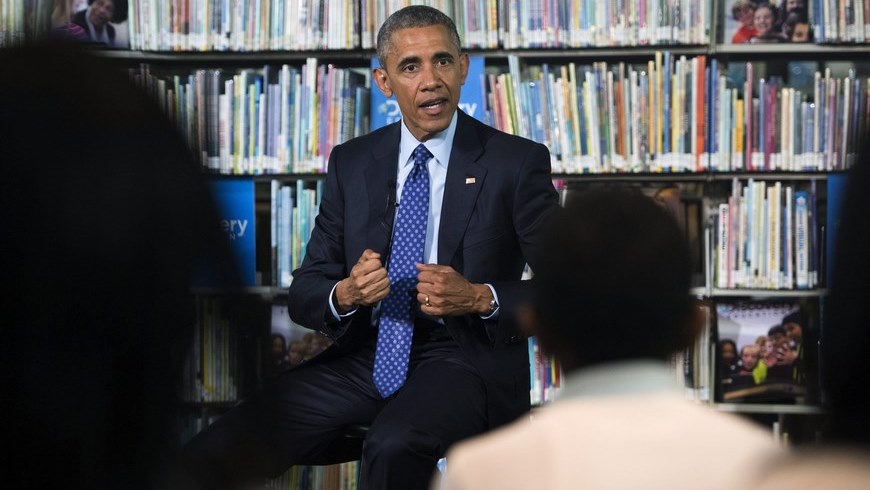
[370,55,485,131]
[208,179,256,287]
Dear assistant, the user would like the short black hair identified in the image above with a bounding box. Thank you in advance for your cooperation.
[87,0,128,23]
[782,311,801,325]
[768,325,787,337]
[532,188,694,371]
[375,5,462,68]
[271,333,287,346]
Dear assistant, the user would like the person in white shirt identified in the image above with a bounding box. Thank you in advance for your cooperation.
[439,188,782,490]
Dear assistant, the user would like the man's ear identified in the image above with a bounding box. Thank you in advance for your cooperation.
[459,52,469,85]
[372,67,392,97]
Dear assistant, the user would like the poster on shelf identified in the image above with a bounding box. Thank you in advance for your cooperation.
[715,300,811,403]
[370,55,485,130]
[201,179,256,287]
[722,0,813,44]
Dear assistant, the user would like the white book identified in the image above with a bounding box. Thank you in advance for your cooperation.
[795,191,810,289]
[785,186,794,289]
[717,202,730,289]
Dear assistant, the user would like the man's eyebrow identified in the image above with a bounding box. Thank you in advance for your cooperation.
[432,51,455,60]
[395,51,456,69]
[396,55,421,69]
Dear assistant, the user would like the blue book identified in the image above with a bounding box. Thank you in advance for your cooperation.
[826,174,848,287]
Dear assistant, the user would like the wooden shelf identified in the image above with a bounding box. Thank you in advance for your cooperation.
[93,43,870,65]
[714,403,825,415]
[710,288,827,298]
[191,286,289,298]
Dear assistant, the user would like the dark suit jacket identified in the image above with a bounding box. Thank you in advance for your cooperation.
[287,110,559,428]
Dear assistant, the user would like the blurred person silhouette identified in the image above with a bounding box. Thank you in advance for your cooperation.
[720,338,739,378]
[781,7,811,42]
[439,188,781,490]
[751,136,870,489]
[287,339,306,367]
[0,43,237,490]
[748,3,788,43]
[270,334,291,374]
[731,0,759,44]
[729,344,767,392]
[49,0,88,40]
[71,0,123,46]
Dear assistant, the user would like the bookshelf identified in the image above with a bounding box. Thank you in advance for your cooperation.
[7,0,867,482]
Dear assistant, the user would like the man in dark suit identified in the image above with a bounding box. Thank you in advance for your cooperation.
[179,6,558,489]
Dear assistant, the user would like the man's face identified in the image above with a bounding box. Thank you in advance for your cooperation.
[373,24,469,142]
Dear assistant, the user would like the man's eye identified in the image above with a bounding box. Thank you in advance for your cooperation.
[403,65,418,73]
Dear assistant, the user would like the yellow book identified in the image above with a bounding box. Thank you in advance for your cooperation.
[735,99,744,154]
[568,63,581,158]
[647,60,655,156]
[656,51,663,156]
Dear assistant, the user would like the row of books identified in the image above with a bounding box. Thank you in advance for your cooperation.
[488,55,867,173]
[359,0,492,48]
[272,180,323,287]
[529,336,561,405]
[130,0,360,51]
[0,0,25,47]
[130,61,369,174]
[709,63,868,172]
[495,0,710,48]
[714,179,820,291]
[489,53,711,173]
[127,0,711,51]
[182,297,241,402]
[814,0,870,43]
[135,54,866,175]
[267,461,360,490]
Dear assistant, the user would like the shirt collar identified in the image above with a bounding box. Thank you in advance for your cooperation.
[399,111,458,170]
[557,360,682,401]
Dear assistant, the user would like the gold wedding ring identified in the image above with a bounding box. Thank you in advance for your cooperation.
[425,295,430,306]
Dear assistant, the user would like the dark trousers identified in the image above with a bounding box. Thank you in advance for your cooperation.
[178,322,488,490]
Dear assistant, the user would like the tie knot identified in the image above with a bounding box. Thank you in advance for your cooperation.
[412,144,433,167]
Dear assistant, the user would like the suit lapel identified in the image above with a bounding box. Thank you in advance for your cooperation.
[365,124,401,258]
[439,112,486,266]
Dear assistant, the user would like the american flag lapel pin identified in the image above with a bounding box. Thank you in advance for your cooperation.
[465,177,476,184]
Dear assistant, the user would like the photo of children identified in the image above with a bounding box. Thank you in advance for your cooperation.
[270,304,333,376]
[717,302,807,402]
[725,0,813,44]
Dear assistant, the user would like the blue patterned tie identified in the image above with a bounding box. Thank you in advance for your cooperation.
[373,144,431,398]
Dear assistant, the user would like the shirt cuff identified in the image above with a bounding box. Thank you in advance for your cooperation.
[480,283,500,320]
[328,282,358,321]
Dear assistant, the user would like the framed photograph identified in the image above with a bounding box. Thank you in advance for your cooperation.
[716,300,813,403]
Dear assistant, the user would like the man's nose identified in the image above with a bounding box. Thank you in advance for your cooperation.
[420,64,441,90]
